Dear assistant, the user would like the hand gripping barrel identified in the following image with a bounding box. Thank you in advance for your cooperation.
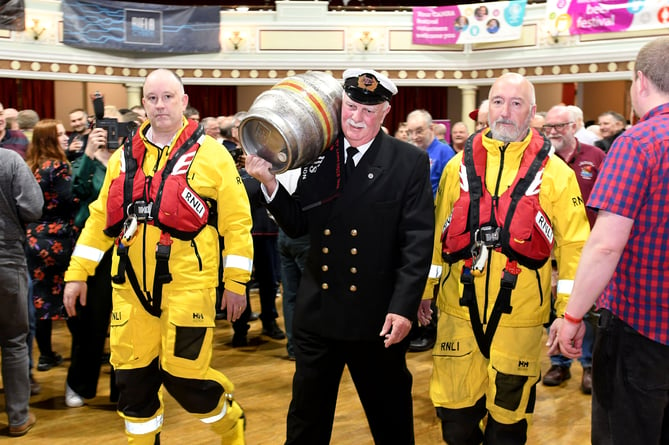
[239,71,343,173]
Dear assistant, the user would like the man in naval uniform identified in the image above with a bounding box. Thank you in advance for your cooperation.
[246,68,434,445]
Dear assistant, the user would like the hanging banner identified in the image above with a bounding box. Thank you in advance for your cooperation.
[546,0,669,36]
[0,0,25,31]
[61,0,220,53]
[413,1,526,45]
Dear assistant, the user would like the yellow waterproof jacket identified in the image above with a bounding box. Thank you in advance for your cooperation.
[423,129,589,327]
[64,118,253,296]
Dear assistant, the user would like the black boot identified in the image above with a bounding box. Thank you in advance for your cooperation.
[261,320,285,340]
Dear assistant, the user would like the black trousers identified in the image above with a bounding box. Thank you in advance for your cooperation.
[66,249,115,399]
[252,235,280,327]
[286,328,414,445]
[229,235,280,337]
[591,309,669,444]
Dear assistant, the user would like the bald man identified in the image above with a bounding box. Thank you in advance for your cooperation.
[3,107,19,130]
[433,122,447,143]
[423,73,589,443]
[63,69,253,445]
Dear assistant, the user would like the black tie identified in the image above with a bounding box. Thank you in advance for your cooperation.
[345,146,358,181]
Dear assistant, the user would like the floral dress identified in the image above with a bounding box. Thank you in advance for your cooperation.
[25,159,77,320]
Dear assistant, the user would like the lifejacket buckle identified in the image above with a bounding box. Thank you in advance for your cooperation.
[460,266,474,285]
[155,242,171,262]
[500,260,520,290]
[155,239,173,284]
[128,200,153,221]
[500,269,517,290]
[477,225,501,248]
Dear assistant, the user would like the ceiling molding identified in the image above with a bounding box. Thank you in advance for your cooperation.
[1,0,660,86]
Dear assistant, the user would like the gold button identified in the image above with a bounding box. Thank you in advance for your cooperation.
[322,265,329,272]
[322,247,329,254]
[324,229,331,236]
[321,283,329,290]
[350,248,358,255]
[350,267,357,274]
[350,229,358,237]
[349,285,357,292]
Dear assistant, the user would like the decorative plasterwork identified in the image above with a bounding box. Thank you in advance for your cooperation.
[0,60,638,86]
[0,1,662,87]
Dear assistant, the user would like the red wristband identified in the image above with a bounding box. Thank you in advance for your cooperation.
[563,311,583,324]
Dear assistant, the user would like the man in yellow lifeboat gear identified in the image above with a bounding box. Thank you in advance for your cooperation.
[63,69,253,445]
[420,73,590,444]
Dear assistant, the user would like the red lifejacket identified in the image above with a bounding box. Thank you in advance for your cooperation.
[442,131,553,270]
[104,120,212,241]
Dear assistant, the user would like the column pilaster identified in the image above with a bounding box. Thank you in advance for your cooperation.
[458,85,478,134]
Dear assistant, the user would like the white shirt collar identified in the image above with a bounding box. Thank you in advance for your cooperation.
[344,139,373,164]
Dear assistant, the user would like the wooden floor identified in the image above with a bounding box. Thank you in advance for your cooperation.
[0,291,592,444]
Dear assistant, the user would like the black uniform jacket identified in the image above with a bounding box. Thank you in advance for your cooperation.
[265,131,435,341]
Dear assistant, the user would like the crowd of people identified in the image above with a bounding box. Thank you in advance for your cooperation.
[0,34,667,444]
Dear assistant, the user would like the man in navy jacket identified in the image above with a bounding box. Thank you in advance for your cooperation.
[246,69,434,444]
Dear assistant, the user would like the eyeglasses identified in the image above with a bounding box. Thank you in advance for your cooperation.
[541,121,573,132]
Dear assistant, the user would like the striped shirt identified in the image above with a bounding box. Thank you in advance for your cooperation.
[0,129,29,159]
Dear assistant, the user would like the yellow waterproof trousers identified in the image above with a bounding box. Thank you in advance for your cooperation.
[110,287,245,444]
[430,312,543,426]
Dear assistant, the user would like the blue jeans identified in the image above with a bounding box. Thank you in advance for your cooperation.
[0,265,31,427]
[550,312,594,368]
[277,229,309,356]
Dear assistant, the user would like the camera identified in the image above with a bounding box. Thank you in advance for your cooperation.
[227,147,244,163]
[92,92,136,150]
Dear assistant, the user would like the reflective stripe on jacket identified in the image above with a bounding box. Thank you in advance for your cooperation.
[65,117,253,295]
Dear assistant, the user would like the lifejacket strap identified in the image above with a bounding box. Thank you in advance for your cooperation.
[459,267,475,306]
[112,242,128,284]
[150,231,174,318]
[154,244,173,285]
[459,260,520,359]
[124,259,161,317]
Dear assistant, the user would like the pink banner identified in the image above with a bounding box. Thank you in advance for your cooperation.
[546,0,669,36]
[413,6,461,45]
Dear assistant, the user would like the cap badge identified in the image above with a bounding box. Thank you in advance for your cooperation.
[357,74,378,93]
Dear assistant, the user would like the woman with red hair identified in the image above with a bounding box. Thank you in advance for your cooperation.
[25,119,77,373]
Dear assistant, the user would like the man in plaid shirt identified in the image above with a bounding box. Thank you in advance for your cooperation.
[551,36,669,444]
